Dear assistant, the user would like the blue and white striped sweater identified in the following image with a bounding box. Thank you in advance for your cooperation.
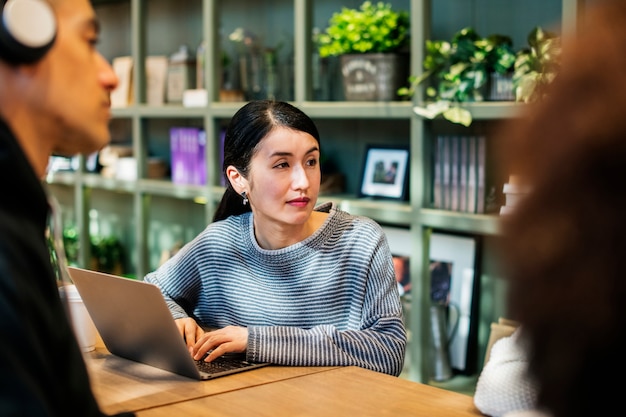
[144,202,407,376]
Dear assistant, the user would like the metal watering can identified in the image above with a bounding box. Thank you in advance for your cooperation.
[429,302,460,382]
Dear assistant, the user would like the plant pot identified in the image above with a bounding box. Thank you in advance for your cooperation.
[488,72,515,101]
[339,53,409,101]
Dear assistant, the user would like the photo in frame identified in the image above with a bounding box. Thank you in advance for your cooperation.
[359,145,409,200]
[429,232,480,374]
[393,254,411,297]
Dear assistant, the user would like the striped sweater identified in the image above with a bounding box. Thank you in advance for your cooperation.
[144,202,407,376]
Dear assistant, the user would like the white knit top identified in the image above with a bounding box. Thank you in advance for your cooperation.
[474,328,541,416]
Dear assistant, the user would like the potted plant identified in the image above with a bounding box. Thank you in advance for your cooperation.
[398,27,516,126]
[512,26,561,103]
[316,1,410,101]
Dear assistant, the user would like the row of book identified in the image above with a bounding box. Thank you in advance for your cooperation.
[170,127,207,186]
[432,135,487,214]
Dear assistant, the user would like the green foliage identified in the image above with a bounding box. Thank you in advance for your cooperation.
[398,27,516,126]
[62,226,80,265]
[91,236,125,274]
[316,1,410,58]
[513,27,561,103]
[62,226,125,274]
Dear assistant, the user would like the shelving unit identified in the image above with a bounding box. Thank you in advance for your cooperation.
[408,0,584,388]
[46,0,584,389]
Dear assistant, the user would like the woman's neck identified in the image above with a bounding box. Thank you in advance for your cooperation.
[253,211,328,250]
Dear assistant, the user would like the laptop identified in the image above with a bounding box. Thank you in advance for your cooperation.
[67,266,270,380]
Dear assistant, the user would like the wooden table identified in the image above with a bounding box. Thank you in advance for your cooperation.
[134,366,482,417]
[85,340,482,416]
[84,343,338,415]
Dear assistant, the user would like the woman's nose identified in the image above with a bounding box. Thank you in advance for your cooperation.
[291,164,310,190]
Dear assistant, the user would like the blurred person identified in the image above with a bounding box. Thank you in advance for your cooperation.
[0,0,132,415]
[474,327,540,417]
[489,1,626,416]
[144,100,407,376]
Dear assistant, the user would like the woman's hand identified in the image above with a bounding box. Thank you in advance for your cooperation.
[192,325,248,362]
[174,317,205,353]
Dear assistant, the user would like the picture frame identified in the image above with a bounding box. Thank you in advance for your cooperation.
[429,232,480,375]
[359,145,409,200]
[393,254,411,296]
[382,226,413,335]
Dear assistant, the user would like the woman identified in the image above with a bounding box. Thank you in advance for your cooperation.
[490,1,626,416]
[144,100,407,376]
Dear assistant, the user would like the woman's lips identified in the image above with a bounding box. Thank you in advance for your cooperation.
[288,197,310,207]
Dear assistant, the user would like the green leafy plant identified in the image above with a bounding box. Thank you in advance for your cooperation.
[513,27,561,103]
[398,27,516,126]
[91,236,126,274]
[316,1,410,58]
[61,226,126,274]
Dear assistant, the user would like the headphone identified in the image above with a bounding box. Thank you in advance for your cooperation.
[0,0,56,64]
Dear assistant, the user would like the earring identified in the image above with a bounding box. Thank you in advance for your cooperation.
[241,191,248,206]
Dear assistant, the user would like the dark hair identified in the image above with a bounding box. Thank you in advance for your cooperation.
[212,100,321,222]
[497,2,626,416]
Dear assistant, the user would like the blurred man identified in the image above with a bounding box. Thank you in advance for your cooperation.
[0,0,132,415]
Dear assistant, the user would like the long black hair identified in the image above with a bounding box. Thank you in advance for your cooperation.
[212,100,321,222]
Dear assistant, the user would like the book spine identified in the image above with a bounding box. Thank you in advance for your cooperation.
[467,136,478,214]
[476,135,487,214]
[433,135,443,209]
[181,128,192,185]
[459,136,469,213]
[442,135,451,210]
[170,127,184,184]
[450,136,460,212]
[196,129,207,185]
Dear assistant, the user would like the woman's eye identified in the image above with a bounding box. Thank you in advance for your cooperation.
[273,162,289,169]
[306,158,318,167]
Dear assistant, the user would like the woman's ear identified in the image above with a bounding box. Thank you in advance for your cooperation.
[226,165,246,193]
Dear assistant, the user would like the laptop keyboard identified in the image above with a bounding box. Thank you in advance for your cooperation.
[194,355,258,374]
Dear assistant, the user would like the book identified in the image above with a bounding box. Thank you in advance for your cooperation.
[441,135,452,210]
[170,127,185,184]
[466,136,478,213]
[475,135,487,214]
[450,136,460,211]
[193,129,207,186]
[459,136,469,212]
[170,127,206,185]
[432,135,444,209]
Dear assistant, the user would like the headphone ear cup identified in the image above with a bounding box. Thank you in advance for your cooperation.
[0,0,56,65]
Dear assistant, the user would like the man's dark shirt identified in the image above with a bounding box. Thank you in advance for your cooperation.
[0,118,133,416]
